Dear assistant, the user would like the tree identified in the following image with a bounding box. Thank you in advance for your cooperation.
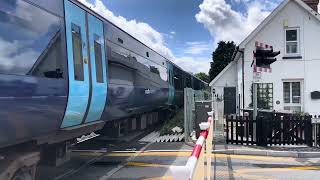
[195,72,209,83]
[209,41,236,82]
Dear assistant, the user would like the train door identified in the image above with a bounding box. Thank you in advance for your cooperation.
[167,63,175,105]
[61,0,107,128]
[85,14,108,123]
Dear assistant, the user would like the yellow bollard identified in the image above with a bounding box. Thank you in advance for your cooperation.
[192,145,205,180]
[170,118,213,180]
[206,119,213,180]
[192,119,213,180]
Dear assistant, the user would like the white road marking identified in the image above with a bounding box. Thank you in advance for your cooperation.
[98,141,155,180]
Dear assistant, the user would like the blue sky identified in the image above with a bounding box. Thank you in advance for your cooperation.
[98,0,212,56]
[80,0,282,73]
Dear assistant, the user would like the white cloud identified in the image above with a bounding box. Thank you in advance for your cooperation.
[0,38,38,73]
[184,41,212,55]
[77,0,210,73]
[174,57,211,74]
[77,0,174,60]
[195,0,271,45]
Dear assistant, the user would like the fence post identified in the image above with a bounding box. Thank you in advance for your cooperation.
[256,115,261,146]
[226,116,229,144]
[184,88,194,142]
[256,115,266,146]
[261,116,267,146]
[305,115,313,147]
[206,117,213,180]
[314,123,317,147]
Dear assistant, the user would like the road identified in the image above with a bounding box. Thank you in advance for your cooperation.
[37,142,320,180]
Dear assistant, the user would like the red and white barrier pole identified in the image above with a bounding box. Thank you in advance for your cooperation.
[170,116,213,180]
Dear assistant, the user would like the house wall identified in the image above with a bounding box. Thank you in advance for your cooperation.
[211,61,238,113]
[241,0,320,114]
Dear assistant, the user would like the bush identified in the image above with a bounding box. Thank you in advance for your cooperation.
[159,110,184,136]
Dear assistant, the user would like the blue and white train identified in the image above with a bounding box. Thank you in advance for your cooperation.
[0,0,206,179]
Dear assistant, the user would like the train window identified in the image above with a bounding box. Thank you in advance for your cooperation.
[94,34,104,83]
[174,74,182,90]
[146,52,150,57]
[159,67,168,82]
[150,66,160,75]
[71,23,84,81]
[118,38,124,44]
[0,0,64,78]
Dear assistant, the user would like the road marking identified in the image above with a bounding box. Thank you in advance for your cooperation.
[141,173,273,180]
[54,155,102,180]
[143,176,174,180]
[98,142,155,180]
[126,161,171,168]
[212,153,296,162]
[124,162,275,180]
[75,151,190,157]
[113,160,320,180]
[112,149,192,153]
[76,151,296,162]
[236,165,320,174]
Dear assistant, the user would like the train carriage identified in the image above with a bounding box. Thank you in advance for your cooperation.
[0,0,207,179]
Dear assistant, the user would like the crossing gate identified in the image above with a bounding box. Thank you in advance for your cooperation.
[170,116,213,180]
[226,113,313,146]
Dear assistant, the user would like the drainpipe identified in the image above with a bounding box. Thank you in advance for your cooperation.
[237,47,245,114]
[231,46,245,115]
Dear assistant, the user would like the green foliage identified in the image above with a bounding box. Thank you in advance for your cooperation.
[194,72,209,83]
[159,110,184,136]
[203,91,210,100]
[209,41,236,81]
[295,111,310,117]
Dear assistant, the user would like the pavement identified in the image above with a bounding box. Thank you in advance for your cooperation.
[213,144,320,158]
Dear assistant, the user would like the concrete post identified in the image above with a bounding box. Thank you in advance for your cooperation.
[253,83,258,142]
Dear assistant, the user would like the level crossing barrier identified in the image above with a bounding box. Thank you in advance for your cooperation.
[170,116,213,180]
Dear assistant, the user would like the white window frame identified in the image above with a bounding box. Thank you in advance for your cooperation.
[282,80,303,112]
[284,27,300,56]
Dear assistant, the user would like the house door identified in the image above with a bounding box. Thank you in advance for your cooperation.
[224,87,236,114]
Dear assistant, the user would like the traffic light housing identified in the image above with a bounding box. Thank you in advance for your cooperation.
[255,47,280,68]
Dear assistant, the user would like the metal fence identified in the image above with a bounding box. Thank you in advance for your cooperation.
[184,88,212,142]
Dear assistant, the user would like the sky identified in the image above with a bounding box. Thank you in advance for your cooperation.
[78,0,283,74]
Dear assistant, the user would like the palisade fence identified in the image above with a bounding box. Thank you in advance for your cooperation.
[226,112,314,146]
[184,88,212,142]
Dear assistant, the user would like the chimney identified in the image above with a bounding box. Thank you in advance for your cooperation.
[302,0,319,12]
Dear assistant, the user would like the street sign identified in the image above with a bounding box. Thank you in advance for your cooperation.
[253,72,261,83]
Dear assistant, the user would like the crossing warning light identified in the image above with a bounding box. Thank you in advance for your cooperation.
[255,47,280,68]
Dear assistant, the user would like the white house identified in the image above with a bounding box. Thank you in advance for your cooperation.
[210,0,320,115]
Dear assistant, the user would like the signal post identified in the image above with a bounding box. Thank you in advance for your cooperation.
[252,42,280,145]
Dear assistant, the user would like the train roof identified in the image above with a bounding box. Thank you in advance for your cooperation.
[72,0,208,85]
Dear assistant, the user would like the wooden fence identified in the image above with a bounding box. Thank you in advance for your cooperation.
[226,113,313,146]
